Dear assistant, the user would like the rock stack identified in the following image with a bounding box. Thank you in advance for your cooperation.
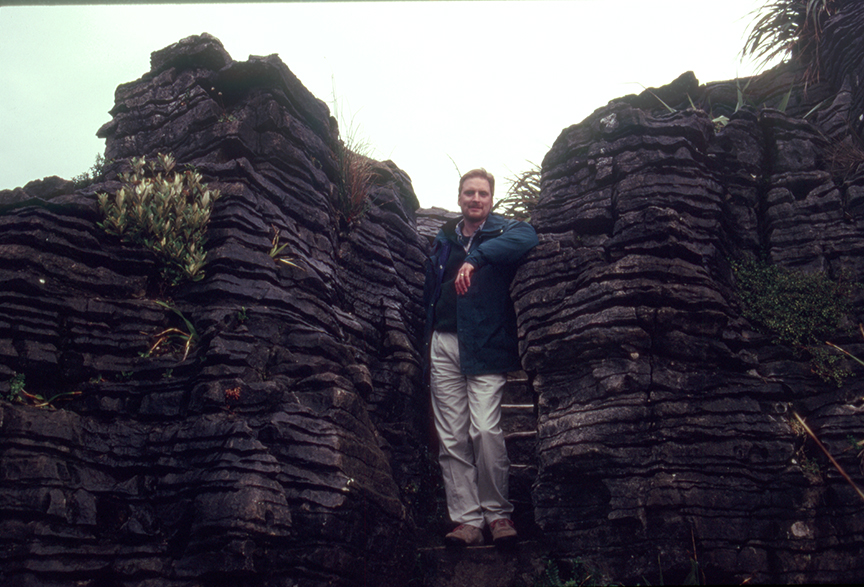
[0,33,427,587]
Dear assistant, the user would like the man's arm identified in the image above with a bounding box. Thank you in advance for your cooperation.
[455,220,537,295]
[465,220,538,269]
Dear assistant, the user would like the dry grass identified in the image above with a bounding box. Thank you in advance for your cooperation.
[493,162,541,222]
[336,141,374,225]
[825,134,864,180]
[330,89,375,226]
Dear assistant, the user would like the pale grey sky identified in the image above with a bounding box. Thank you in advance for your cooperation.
[1,1,771,210]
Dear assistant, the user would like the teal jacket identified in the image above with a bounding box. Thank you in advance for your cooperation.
[423,213,538,375]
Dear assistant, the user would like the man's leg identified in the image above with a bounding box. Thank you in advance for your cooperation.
[430,331,484,531]
[466,372,513,525]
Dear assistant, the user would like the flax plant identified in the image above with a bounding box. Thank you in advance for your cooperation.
[742,0,837,81]
[97,154,220,284]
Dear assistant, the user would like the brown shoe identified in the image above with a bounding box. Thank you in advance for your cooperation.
[445,524,484,547]
[489,518,518,545]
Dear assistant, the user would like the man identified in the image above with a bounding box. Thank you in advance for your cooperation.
[423,168,538,547]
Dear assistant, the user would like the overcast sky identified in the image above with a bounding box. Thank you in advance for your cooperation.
[1,1,772,211]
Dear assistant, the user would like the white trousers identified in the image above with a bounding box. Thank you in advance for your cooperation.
[430,331,513,528]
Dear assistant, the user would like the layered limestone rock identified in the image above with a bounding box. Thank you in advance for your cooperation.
[513,22,864,586]
[5,16,864,586]
[0,33,427,587]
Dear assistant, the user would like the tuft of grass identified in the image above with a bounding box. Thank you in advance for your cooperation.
[824,132,864,182]
[144,300,198,361]
[97,153,220,285]
[330,90,375,227]
[269,225,301,268]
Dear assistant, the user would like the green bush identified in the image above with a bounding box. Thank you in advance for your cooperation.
[732,256,855,385]
[97,154,220,284]
[72,153,111,188]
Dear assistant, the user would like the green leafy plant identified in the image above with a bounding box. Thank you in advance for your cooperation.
[735,77,753,113]
[72,153,112,188]
[4,372,26,402]
[537,559,579,587]
[494,162,541,222]
[533,558,611,587]
[741,0,837,82]
[97,153,220,285]
[3,373,80,408]
[732,256,855,385]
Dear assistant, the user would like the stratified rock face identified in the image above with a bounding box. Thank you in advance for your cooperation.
[0,33,426,587]
[821,0,864,138]
[514,68,864,584]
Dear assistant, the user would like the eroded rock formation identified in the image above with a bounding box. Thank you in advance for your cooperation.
[514,6,864,582]
[5,14,864,585]
[1,33,426,587]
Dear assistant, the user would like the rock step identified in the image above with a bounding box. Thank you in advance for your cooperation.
[502,372,540,541]
[418,541,548,587]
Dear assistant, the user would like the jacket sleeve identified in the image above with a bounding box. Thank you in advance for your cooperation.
[465,220,538,269]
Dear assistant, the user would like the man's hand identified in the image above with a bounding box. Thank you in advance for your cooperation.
[455,262,475,295]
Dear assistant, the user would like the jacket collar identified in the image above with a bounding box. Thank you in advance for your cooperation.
[442,213,506,236]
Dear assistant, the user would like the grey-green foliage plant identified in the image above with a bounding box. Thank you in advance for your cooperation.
[97,153,220,285]
[494,162,541,222]
[732,256,855,385]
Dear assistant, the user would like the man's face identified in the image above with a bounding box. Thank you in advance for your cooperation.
[458,177,493,224]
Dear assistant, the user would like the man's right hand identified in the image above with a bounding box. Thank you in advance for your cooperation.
[455,262,475,295]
